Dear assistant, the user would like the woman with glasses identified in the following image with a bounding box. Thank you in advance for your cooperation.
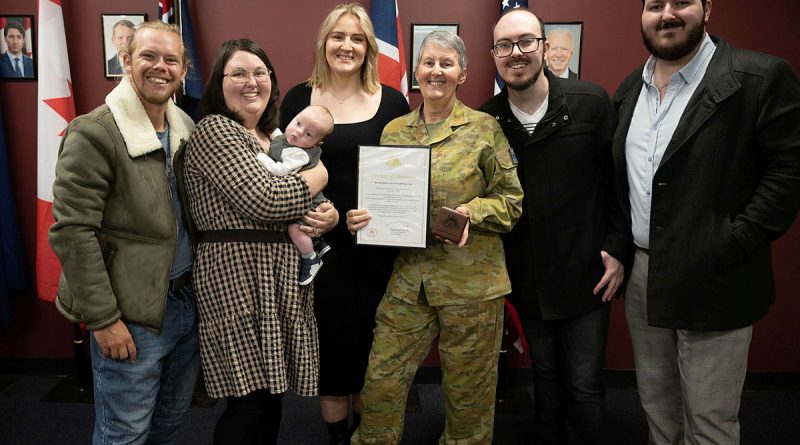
[183,38,338,444]
[279,4,409,443]
[349,30,523,444]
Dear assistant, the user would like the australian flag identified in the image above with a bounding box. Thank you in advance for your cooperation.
[0,103,28,328]
[158,0,174,22]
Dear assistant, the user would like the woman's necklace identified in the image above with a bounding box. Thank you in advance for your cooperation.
[329,88,360,104]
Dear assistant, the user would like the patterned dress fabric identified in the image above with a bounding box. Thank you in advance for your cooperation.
[184,114,318,398]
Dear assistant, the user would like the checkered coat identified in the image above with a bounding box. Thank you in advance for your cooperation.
[184,114,319,398]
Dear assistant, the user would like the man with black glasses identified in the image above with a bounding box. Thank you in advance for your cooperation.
[481,7,627,445]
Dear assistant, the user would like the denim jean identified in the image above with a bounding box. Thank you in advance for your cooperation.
[520,303,611,445]
[90,284,201,445]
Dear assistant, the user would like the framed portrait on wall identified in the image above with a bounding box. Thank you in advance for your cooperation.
[0,15,36,80]
[543,22,583,80]
[102,13,147,78]
[409,23,459,91]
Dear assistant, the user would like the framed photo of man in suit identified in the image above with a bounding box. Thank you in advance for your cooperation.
[544,22,583,80]
[102,13,146,78]
[0,15,36,80]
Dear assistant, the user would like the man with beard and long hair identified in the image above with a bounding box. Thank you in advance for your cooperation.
[480,8,627,445]
[613,1,800,443]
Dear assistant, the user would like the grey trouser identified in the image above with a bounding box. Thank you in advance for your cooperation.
[626,248,752,445]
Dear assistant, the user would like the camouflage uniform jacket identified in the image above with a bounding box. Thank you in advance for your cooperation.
[380,99,523,306]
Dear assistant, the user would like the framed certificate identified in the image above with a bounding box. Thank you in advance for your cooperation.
[356,145,431,248]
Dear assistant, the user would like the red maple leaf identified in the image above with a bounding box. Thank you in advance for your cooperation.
[43,79,76,136]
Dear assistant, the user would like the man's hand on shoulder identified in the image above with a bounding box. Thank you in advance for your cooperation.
[92,319,137,363]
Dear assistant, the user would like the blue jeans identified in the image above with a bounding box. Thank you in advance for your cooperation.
[90,284,200,445]
[520,303,610,445]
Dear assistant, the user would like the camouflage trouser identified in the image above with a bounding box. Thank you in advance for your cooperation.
[351,289,504,445]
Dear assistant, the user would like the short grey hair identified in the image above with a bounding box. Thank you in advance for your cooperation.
[417,30,468,70]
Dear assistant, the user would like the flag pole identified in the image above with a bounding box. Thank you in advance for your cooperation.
[41,323,93,402]
[37,0,91,403]
[73,324,91,391]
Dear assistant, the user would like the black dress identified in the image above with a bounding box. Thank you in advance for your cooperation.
[279,84,410,395]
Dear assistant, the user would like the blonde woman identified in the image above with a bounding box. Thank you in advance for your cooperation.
[279,3,409,443]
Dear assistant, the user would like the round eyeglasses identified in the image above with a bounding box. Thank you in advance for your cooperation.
[224,68,271,83]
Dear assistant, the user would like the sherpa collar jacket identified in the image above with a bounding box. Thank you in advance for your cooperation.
[50,77,194,332]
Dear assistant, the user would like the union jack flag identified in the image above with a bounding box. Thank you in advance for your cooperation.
[370,0,408,101]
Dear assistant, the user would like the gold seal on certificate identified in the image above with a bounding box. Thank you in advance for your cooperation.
[356,145,431,248]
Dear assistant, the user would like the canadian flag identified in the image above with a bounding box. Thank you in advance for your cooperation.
[36,0,75,302]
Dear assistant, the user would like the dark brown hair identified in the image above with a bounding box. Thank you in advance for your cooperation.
[3,21,25,38]
[200,39,280,136]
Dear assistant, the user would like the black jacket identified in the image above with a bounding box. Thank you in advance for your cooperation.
[480,70,628,320]
[612,36,800,331]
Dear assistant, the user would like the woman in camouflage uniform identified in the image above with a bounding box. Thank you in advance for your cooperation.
[349,31,523,444]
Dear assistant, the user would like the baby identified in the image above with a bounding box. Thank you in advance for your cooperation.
[257,105,334,285]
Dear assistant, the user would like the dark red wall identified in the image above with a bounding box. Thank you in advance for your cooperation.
[1,0,798,372]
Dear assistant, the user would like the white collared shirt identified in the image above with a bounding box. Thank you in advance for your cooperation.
[625,34,716,248]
